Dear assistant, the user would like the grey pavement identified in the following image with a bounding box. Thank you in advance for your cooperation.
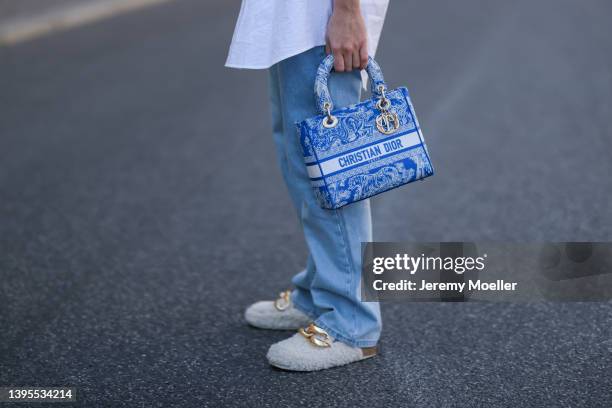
[1,0,611,406]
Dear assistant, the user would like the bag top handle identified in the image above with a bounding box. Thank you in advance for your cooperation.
[314,55,387,114]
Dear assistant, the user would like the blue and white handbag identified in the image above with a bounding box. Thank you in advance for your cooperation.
[297,55,434,209]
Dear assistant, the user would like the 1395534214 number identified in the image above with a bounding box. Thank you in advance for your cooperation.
[0,387,76,402]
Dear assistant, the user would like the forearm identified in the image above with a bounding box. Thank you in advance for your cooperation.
[333,0,361,13]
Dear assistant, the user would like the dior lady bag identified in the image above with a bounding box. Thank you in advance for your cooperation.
[297,55,434,209]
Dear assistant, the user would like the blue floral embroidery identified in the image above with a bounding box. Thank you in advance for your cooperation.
[303,89,416,160]
[299,57,434,209]
[315,148,433,208]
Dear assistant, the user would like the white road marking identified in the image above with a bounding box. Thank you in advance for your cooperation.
[0,0,176,46]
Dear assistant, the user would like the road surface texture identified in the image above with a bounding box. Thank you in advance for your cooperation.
[1,0,611,406]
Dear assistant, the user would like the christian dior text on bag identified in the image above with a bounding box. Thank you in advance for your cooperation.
[296,55,434,209]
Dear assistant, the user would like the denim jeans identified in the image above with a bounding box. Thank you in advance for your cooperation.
[268,46,381,348]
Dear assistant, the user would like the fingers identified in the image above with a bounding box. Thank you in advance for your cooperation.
[352,50,361,70]
[344,51,353,72]
[333,53,345,72]
[359,43,368,69]
[331,43,368,72]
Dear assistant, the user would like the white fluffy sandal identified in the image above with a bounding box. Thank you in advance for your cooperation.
[267,323,377,371]
[245,290,311,330]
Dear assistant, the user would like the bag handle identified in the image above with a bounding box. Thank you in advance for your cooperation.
[314,55,388,117]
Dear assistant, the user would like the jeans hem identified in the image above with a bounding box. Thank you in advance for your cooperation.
[291,292,320,322]
[314,319,379,348]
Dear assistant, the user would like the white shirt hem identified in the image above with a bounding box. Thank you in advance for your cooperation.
[225,42,327,70]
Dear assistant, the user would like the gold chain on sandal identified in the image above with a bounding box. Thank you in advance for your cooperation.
[273,290,292,311]
[299,323,332,348]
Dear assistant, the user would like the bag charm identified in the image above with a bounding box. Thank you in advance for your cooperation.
[296,55,434,209]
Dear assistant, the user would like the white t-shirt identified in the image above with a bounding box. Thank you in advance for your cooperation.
[225,0,389,69]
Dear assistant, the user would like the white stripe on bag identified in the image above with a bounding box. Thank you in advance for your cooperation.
[306,131,421,179]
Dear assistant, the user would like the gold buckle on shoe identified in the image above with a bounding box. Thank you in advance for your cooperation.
[274,290,292,311]
[299,323,332,348]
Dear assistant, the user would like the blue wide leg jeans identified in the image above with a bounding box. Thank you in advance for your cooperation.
[268,46,381,348]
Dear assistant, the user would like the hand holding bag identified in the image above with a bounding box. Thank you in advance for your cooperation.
[297,55,434,209]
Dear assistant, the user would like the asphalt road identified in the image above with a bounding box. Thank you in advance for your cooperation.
[1,0,611,406]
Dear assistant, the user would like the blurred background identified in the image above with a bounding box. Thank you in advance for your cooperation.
[1,0,611,406]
